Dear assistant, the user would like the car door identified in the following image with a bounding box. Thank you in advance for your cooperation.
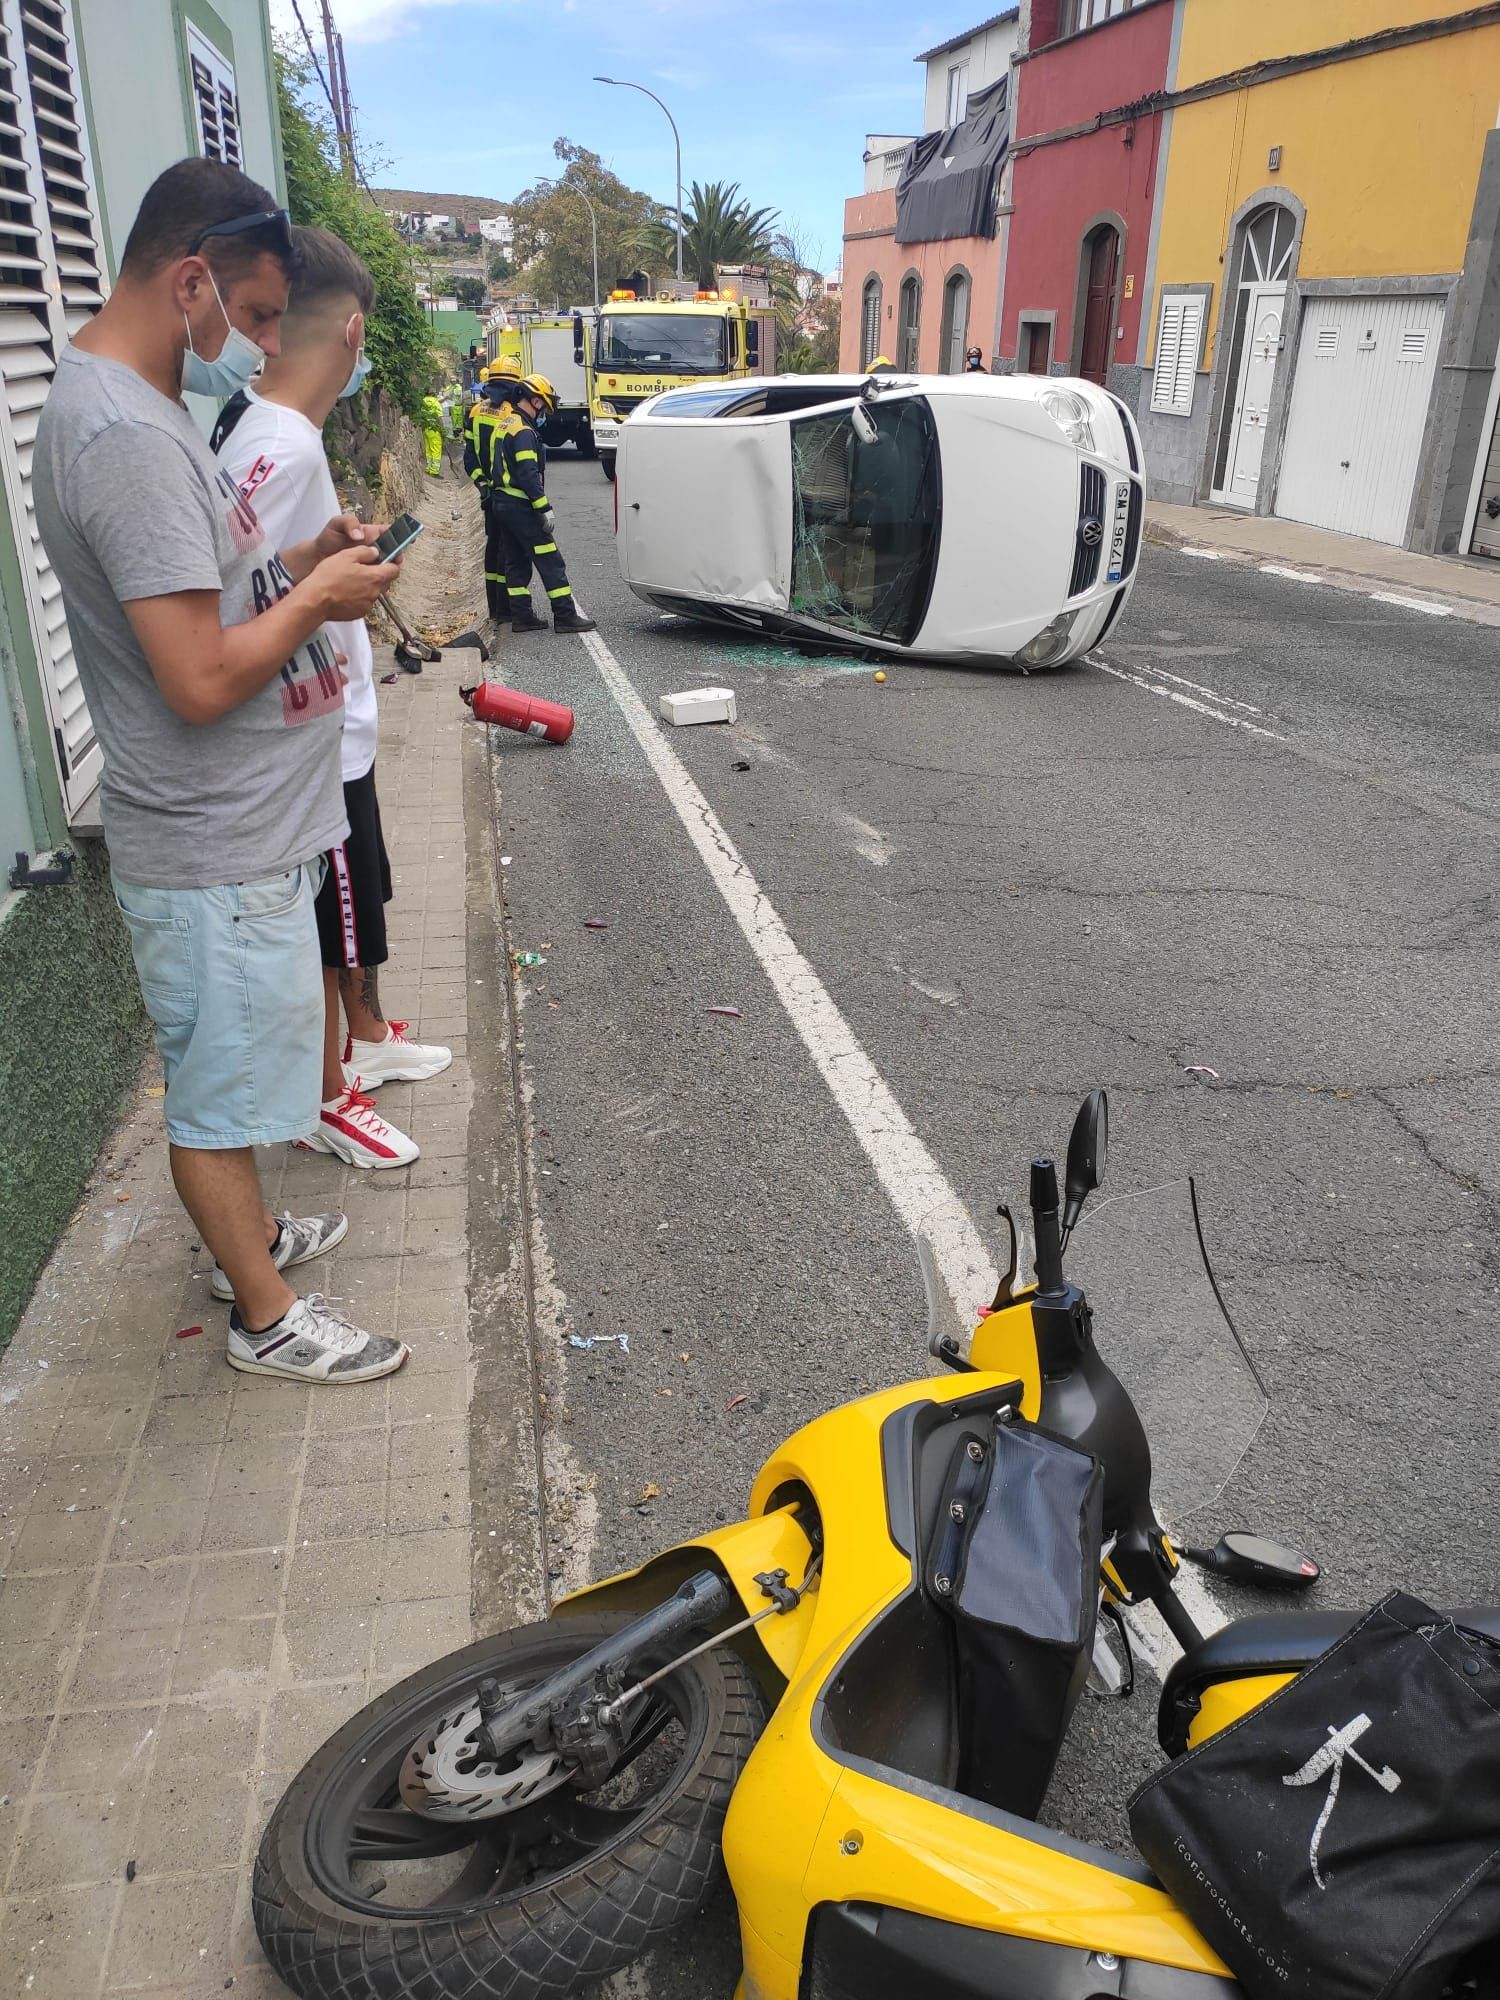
[618,417,793,609]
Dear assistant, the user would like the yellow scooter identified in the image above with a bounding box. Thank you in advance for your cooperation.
[253,1094,1477,2000]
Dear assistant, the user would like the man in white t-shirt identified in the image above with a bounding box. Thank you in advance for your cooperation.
[215,227,449,1170]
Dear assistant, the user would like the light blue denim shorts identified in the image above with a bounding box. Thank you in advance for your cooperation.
[111,863,325,1149]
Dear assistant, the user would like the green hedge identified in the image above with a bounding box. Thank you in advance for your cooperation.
[0,844,148,1349]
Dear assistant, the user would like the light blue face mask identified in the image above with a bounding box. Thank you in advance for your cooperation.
[339,347,372,399]
[181,268,264,399]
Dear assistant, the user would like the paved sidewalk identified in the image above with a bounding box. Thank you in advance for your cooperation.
[1145,501,1500,625]
[0,659,480,2000]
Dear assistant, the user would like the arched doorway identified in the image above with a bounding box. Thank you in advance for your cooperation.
[860,275,883,368]
[1211,203,1297,507]
[1077,224,1120,385]
[939,268,971,373]
[897,273,922,372]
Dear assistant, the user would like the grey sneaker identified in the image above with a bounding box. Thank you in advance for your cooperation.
[210,1211,349,1301]
[226,1294,409,1383]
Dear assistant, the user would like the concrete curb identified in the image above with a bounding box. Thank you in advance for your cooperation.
[1142,517,1500,628]
[464,717,549,1630]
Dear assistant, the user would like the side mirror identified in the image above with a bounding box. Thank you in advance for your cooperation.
[1181,1532,1321,1590]
[573,312,585,366]
[1061,1088,1107,1237]
[850,403,877,445]
[747,320,759,367]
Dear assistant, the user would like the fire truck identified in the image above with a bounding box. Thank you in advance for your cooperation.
[580,270,778,481]
[485,313,595,456]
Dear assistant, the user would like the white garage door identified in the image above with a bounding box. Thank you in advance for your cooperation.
[1275,295,1445,546]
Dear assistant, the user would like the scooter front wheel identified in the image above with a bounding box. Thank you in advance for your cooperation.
[253,1612,763,2000]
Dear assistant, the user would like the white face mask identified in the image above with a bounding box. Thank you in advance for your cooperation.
[181,267,265,398]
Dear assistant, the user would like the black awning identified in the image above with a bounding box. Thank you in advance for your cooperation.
[895,76,1009,246]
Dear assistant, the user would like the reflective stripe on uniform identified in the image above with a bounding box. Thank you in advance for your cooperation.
[532,542,558,555]
[546,585,571,599]
[532,496,549,509]
[507,586,531,597]
[514,449,538,462]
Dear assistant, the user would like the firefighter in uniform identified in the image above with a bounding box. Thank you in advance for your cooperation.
[492,373,596,634]
[464,367,521,626]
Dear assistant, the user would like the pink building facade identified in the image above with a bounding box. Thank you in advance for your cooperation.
[839,190,1003,374]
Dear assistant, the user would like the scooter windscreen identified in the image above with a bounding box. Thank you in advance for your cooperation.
[1062,1175,1269,1526]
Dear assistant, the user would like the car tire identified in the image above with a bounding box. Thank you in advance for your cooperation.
[601,453,616,483]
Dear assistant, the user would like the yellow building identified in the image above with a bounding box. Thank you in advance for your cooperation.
[1135,0,1500,555]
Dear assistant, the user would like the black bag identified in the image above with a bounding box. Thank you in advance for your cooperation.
[927,1419,1103,1818]
[1129,1591,1500,2000]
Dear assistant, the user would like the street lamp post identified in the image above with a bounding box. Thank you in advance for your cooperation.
[571,185,601,311]
[540,178,601,310]
[594,75,683,282]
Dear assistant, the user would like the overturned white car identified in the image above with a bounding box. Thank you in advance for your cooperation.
[613,371,1143,668]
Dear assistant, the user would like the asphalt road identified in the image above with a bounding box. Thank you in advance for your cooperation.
[481,454,1500,1996]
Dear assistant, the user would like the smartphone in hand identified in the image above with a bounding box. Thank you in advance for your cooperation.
[375,512,425,561]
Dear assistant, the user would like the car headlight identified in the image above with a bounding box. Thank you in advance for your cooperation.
[1017,610,1078,668]
[1040,387,1097,454]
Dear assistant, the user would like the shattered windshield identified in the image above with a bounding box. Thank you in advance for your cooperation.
[789,397,941,646]
[597,314,728,374]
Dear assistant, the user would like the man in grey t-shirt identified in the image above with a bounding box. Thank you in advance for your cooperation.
[34,157,408,1386]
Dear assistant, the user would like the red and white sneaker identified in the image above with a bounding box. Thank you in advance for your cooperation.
[297,1083,419,1170]
[343,1021,452,1089]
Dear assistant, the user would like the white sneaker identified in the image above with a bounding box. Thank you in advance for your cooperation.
[344,1021,452,1087]
[297,1084,419,1169]
[210,1211,348,1301]
[227,1293,409,1383]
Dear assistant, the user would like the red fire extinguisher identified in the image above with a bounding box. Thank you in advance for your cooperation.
[460,680,574,745]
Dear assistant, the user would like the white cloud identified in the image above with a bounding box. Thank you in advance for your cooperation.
[268,0,482,47]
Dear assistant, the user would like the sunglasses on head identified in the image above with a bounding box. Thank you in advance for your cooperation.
[186,207,294,260]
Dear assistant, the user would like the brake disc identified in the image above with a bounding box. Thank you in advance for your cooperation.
[398,1700,571,1821]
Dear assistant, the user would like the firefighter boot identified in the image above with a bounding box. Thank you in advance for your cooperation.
[510,603,547,633]
[552,603,597,634]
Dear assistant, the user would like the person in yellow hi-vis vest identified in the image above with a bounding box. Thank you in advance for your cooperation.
[420,392,444,477]
[491,374,595,634]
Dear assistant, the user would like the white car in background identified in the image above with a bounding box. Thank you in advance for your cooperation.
[613,371,1143,668]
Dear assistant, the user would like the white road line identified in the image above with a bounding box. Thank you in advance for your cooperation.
[1260,563,1325,585]
[1370,590,1452,617]
[1180,547,1222,560]
[1125,659,1265,715]
[579,628,999,1324]
[1090,655,1285,742]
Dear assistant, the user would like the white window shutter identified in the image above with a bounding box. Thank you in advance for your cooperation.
[186,23,242,169]
[0,0,105,814]
[1151,295,1202,416]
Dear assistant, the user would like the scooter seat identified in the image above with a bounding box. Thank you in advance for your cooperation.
[1159,1605,1500,1756]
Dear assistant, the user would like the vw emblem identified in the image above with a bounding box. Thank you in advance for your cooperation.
[1080,517,1103,547]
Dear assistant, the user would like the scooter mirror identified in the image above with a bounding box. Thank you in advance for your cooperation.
[1186,1532,1321,1590]
[1061,1088,1108,1234]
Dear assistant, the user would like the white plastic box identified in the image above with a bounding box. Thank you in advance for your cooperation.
[658,687,738,727]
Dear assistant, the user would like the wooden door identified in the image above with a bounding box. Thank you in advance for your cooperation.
[1025,322,1051,375]
[1079,230,1117,386]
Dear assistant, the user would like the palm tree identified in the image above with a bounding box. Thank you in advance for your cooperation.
[633,180,779,289]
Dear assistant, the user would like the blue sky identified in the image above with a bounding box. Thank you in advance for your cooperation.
[269,0,966,274]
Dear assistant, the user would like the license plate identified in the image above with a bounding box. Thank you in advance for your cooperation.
[1107,482,1130,583]
[593,423,620,446]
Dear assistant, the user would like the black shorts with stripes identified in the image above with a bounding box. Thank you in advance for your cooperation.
[314,766,392,970]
